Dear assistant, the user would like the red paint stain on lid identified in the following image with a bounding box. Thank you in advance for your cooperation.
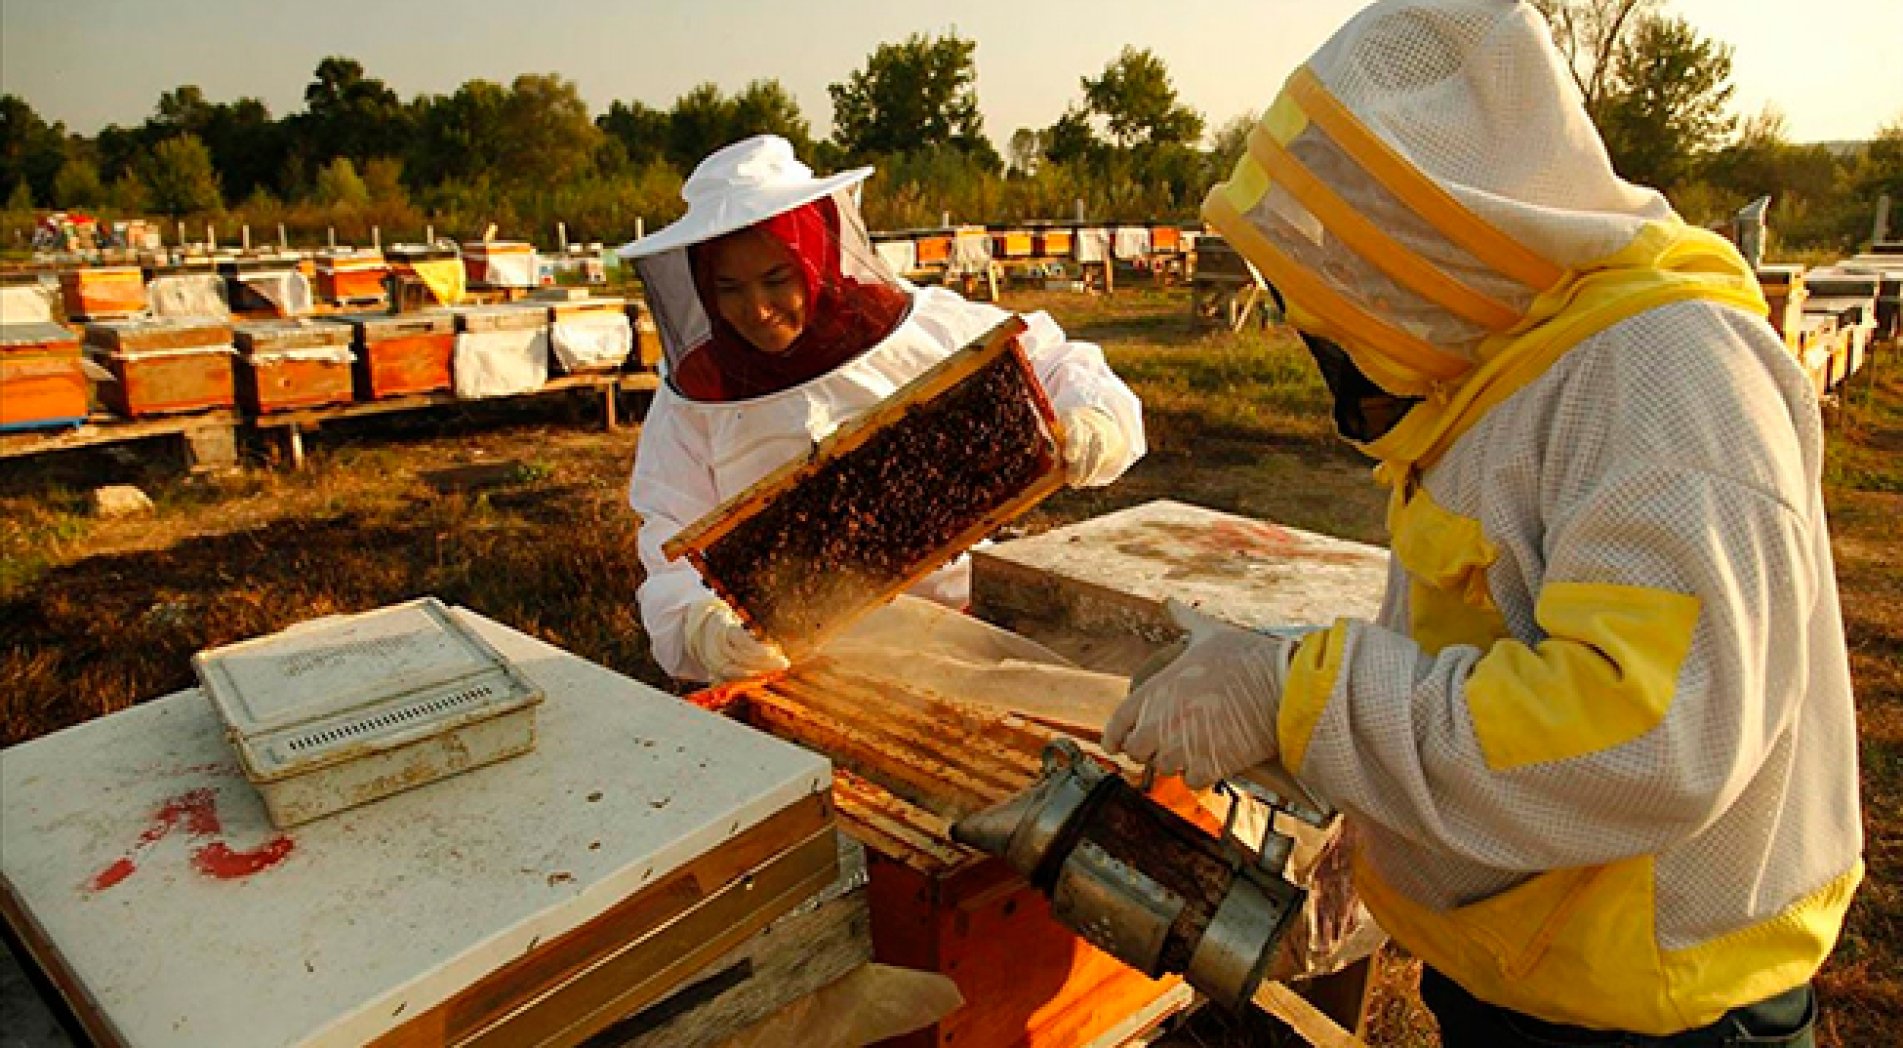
[85,787,295,893]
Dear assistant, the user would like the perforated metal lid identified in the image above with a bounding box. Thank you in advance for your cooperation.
[193,598,543,782]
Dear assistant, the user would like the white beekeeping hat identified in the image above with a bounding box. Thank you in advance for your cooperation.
[1205,0,1679,396]
[618,136,873,259]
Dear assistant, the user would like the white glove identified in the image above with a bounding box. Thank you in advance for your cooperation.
[1103,600,1295,789]
[1060,406,1128,487]
[685,598,790,682]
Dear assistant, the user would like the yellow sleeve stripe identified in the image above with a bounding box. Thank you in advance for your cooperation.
[1280,620,1352,774]
[1466,581,1702,771]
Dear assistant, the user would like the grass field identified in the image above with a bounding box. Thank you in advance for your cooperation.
[0,287,1895,1045]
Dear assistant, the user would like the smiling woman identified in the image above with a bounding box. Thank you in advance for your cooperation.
[619,135,1148,683]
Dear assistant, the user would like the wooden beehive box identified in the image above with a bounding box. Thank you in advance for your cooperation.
[546,295,625,324]
[663,316,1066,657]
[219,255,302,315]
[84,318,236,418]
[456,302,547,333]
[0,322,88,431]
[1756,264,1807,348]
[625,299,663,370]
[463,241,538,288]
[337,311,457,399]
[1151,226,1184,253]
[315,249,390,303]
[233,319,356,413]
[915,233,953,267]
[990,228,1034,259]
[696,660,1203,1048]
[1034,227,1073,259]
[59,266,147,320]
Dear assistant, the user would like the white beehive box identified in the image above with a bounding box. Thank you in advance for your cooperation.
[193,597,543,828]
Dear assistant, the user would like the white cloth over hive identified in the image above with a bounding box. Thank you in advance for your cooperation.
[147,275,230,319]
[1113,226,1153,261]
[473,249,538,288]
[947,233,993,275]
[1072,227,1112,264]
[236,271,312,317]
[454,328,549,398]
[0,284,57,324]
[627,286,1146,681]
[549,313,634,371]
[875,239,918,275]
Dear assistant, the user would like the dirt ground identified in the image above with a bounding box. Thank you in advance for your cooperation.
[0,287,1895,1046]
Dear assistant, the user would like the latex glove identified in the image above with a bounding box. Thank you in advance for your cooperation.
[1060,406,1128,487]
[685,598,790,682]
[1102,600,1295,789]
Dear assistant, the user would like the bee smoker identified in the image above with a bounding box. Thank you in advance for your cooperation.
[951,739,1306,1012]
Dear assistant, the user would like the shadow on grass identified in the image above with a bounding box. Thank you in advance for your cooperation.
[0,496,665,748]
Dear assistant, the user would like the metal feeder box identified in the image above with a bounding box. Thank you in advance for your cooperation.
[193,597,545,828]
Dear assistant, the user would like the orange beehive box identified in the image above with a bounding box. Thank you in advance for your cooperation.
[625,300,663,370]
[315,250,390,303]
[1151,226,1183,253]
[990,229,1034,259]
[334,312,456,399]
[696,661,1204,1048]
[1034,228,1073,258]
[233,320,356,413]
[84,318,235,418]
[59,267,147,320]
[0,323,88,431]
[915,234,953,267]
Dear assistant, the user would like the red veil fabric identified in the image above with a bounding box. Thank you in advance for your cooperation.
[673,197,912,402]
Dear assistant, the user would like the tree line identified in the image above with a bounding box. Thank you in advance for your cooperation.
[1,16,1897,253]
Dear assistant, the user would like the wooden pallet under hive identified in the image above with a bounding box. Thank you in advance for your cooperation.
[664,316,1066,657]
[700,659,1206,1048]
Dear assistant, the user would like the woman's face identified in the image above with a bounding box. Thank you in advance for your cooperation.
[707,229,809,354]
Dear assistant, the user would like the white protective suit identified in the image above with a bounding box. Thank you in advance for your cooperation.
[629,285,1144,681]
[1114,0,1861,1036]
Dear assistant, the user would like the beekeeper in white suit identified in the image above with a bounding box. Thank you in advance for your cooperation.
[1103,1,1859,1044]
[622,135,1144,683]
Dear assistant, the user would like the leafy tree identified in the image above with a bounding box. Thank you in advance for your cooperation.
[4,179,32,213]
[1596,14,1735,189]
[140,135,223,215]
[107,171,149,212]
[730,80,813,156]
[1,94,70,205]
[52,158,105,207]
[1042,107,1101,168]
[666,83,734,172]
[1207,111,1257,182]
[297,57,410,166]
[829,33,996,167]
[362,157,407,205]
[314,157,370,207]
[497,74,602,186]
[1079,47,1204,150]
[598,100,670,168]
[1532,0,1659,117]
[409,80,510,186]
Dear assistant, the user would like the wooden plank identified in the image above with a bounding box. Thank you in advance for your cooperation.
[0,410,241,460]
[1,875,126,1048]
[248,372,659,430]
[1254,981,1369,1048]
[604,836,871,1048]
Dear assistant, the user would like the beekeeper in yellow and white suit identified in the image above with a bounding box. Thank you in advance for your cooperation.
[1103,1,1861,1044]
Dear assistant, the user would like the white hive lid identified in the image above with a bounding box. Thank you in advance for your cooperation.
[193,597,542,781]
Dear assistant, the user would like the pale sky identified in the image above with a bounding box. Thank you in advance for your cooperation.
[3,0,1898,147]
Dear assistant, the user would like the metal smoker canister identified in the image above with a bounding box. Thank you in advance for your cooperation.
[953,740,1306,1011]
